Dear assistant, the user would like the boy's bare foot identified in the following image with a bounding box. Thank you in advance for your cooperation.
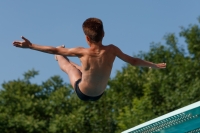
[55,45,65,61]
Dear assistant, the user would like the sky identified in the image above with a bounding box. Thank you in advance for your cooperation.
[0,1,200,86]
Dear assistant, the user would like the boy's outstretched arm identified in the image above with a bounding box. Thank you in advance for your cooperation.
[112,45,166,69]
[13,36,84,57]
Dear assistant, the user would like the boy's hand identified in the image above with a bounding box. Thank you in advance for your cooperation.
[151,63,166,69]
[13,36,32,48]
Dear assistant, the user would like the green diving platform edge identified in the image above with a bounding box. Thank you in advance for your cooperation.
[122,101,200,133]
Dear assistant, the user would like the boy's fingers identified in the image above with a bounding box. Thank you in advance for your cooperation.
[160,63,166,66]
[13,41,21,45]
[157,63,166,68]
[13,43,20,47]
[21,36,29,42]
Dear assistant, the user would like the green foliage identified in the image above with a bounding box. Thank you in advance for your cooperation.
[115,18,200,132]
[0,17,200,133]
[0,70,117,133]
[23,69,39,82]
[0,71,74,133]
[180,20,200,59]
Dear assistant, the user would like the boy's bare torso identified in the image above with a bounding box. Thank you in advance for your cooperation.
[78,44,115,96]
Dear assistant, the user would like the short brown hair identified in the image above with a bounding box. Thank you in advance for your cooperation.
[82,18,104,43]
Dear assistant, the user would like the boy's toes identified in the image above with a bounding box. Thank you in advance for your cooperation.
[55,45,65,61]
[55,55,58,61]
[56,45,65,48]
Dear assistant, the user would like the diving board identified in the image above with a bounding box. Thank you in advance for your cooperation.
[122,101,200,133]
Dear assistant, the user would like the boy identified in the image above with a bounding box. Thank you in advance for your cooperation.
[13,18,166,101]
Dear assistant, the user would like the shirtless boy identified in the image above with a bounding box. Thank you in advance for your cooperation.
[13,18,166,101]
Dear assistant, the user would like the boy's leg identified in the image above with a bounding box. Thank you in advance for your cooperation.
[56,55,82,89]
[68,60,82,72]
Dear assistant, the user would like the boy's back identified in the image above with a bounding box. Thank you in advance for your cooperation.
[79,44,115,96]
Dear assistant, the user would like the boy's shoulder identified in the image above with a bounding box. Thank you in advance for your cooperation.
[106,44,120,52]
[105,44,116,49]
[103,44,120,56]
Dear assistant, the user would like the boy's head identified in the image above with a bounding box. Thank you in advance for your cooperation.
[82,18,104,44]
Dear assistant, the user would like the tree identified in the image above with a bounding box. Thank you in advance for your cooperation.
[0,70,117,133]
[114,18,200,132]
[0,69,78,133]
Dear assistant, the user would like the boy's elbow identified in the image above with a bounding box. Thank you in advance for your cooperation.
[130,58,140,66]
